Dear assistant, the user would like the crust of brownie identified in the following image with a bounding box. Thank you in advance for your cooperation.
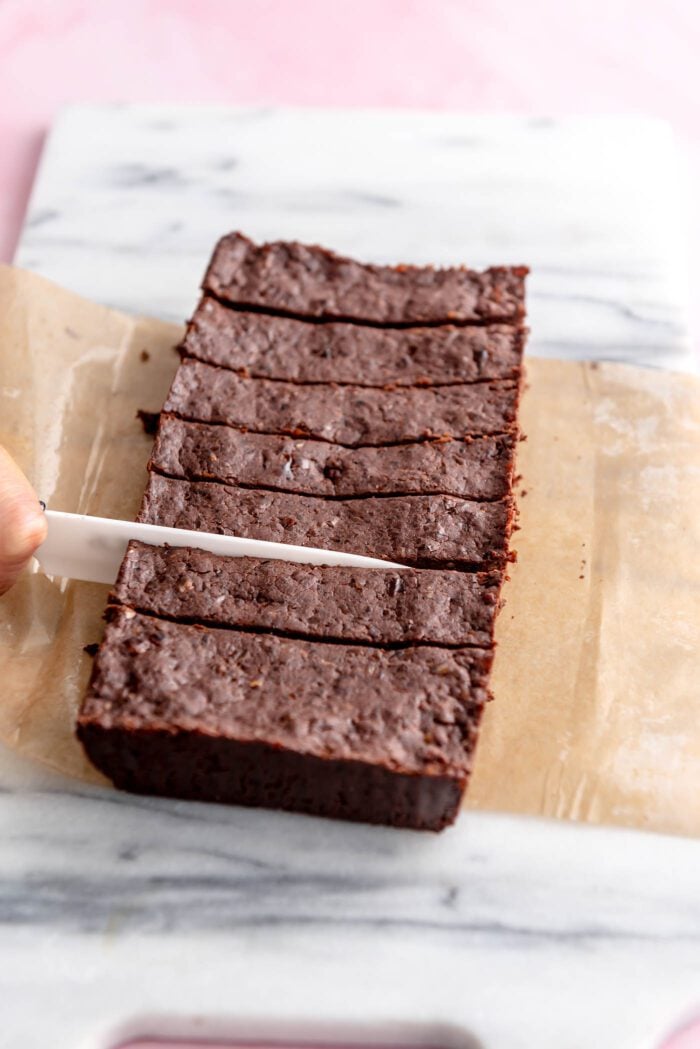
[138,474,514,569]
[112,542,503,646]
[182,296,527,385]
[77,608,492,828]
[203,232,528,325]
[150,417,516,501]
[77,723,468,830]
[164,359,519,445]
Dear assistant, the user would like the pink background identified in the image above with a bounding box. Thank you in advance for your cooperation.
[1,2,698,1046]
[1,0,699,342]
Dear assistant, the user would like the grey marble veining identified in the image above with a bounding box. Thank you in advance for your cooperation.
[2,743,700,1049]
[17,106,692,370]
[3,106,700,1049]
[5,761,698,942]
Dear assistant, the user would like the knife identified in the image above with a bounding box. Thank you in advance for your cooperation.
[35,509,403,585]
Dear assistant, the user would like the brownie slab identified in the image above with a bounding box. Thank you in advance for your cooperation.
[139,475,514,569]
[150,417,516,501]
[113,542,503,647]
[164,359,519,444]
[182,297,526,385]
[203,232,528,325]
[77,608,492,830]
[77,230,526,830]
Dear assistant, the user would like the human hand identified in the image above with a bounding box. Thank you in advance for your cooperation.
[0,446,47,596]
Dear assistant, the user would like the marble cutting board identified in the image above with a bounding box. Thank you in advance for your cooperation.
[17,106,692,369]
[2,106,700,1049]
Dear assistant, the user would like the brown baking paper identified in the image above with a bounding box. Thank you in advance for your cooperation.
[1,264,699,835]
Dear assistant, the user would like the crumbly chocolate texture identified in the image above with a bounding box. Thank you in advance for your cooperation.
[182,297,526,385]
[164,359,519,445]
[113,542,503,647]
[150,417,516,501]
[138,475,514,569]
[78,231,527,829]
[203,232,528,325]
[77,608,492,829]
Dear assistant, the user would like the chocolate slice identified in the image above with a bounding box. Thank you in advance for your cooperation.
[113,542,503,647]
[183,297,526,385]
[78,608,493,830]
[204,232,527,325]
[138,474,514,569]
[164,359,519,445]
[150,417,516,501]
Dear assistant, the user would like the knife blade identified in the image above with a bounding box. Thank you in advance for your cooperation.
[35,509,403,584]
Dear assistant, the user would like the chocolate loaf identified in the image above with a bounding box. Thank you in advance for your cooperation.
[79,231,527,831]
[113,542,503,647]
[139,474,514,569]
[150,417,516,500]
[78,608,492,830]
[164,359,519,445]
[204,232,527,325]
[182,297,525,385]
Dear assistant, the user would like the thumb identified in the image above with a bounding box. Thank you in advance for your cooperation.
[0,446,47,596]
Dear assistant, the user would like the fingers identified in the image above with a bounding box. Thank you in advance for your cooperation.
[0,447,47,596]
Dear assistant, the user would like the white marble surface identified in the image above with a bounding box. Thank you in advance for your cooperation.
[3,106,700,1049]
[3,742,700,1049]
[18,106,692,370]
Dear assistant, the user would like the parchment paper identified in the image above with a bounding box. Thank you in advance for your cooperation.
[1,264,699,835]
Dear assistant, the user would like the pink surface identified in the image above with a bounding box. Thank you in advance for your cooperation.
[1,0,699,345]
[1,3,698,1047]
[665,1021,700,1049]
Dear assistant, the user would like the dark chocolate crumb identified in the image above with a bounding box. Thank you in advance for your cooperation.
[136,409,160,435]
